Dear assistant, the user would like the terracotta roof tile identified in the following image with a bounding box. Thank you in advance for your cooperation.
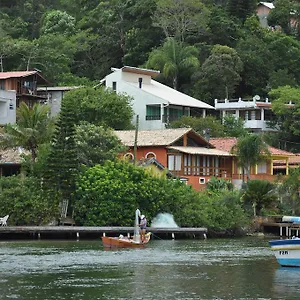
[0,71,37,79]
[210,137,294,157]
[115,128,212,147]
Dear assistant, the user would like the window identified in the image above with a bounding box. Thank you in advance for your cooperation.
[123,153,134,161]
[145,152,156,159]
[112,82,117,91]
[0,80,4,90]
[168,154,181,171]
[257,161,267,174]
[146,105,161,120]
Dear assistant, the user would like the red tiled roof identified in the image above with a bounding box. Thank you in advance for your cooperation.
[210,137,237,153]
[256,102,272,108]
[0,71,37,79]
[210,137,294,157]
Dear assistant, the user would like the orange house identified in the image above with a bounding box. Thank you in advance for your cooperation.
[115,128,234,191]
[210,137,294,187]
[115,129,295,191]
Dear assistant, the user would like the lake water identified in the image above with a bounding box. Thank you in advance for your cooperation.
[0,237,299,299]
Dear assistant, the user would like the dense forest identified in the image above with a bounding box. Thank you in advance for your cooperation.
[1,0,300,152]
[1,0,300,229]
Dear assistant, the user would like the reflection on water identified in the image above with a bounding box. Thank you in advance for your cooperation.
[0,238,298,299]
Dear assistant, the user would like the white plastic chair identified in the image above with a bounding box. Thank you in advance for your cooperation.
[0,215,9,226]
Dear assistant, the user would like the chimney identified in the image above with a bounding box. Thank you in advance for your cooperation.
[138,77,143,88]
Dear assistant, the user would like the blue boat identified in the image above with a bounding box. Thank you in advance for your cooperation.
[269,238,300,267]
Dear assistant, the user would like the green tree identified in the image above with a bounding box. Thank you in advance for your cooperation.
[167,115,225,138]
[279,168,300,215]
[75,122,126,167]
[0,175,59,225]
[226,0,257,22]
[206,5,240,47]
[266,33,300,85]
[223,114,247,137]
[0,102,53,163]
[235,18,273,96]
[268,0,293,35]
[234,134,269,182]
[268,68,297,90]
[146,37,200,90]
[44,95,78,218]
[63,87,134,129]
[195,45,243,99]
[242,180,278,216]
[40,10,76,36]
[153,0,209,43]
[270,85,300,136]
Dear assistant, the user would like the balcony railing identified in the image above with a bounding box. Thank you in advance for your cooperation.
[170,167,230,178]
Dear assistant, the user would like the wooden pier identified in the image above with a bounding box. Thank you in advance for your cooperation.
[262,222,300,238]
[0,226,207,240]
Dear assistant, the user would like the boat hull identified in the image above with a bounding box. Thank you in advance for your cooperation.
[102,233,151,249]
[269,239,300,267]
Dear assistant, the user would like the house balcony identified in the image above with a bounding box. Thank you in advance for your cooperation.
[171,167,230,178]
[214,96,270,110]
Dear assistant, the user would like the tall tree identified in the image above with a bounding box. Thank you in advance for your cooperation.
[0,102,53,163]
[194,45,243,100]
[226,0,257,23]
[44,96,78,218]
[146,37,199,90]
[63,87,134,130]
[153,0,209,43]
[75,122,126,167]
[234,134,269,182]
[270,85,300,136]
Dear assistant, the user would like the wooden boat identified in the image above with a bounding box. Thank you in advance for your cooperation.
[269,238,300,267]
[102,232,151,249]
[101,208,151,249]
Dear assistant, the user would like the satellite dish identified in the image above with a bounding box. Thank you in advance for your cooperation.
[253,95,260,101]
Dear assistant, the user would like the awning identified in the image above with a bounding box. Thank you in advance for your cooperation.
[167,146,233,156]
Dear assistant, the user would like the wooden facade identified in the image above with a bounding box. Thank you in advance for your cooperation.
[0,71,48,108]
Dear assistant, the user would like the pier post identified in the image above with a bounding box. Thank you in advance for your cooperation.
[172,233,175,240]
[38,232,41,240]
[280,226,282,237]
[127,233,130,238]
[103,232,106,237]
[76,232,79,240]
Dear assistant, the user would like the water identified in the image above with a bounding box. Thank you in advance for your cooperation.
[0,237,299,299]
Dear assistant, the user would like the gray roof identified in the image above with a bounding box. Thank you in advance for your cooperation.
[115,128,197,147]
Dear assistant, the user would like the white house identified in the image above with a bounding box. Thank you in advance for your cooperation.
[0,90,16,125]
[103,66,214,130]
[37,86,80,117]
[214,96,277,132]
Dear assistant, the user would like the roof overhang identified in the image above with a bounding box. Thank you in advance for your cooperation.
[121,66,160,78]
[167,146,233,157]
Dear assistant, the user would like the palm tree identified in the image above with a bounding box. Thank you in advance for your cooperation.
[0,102,54,162]
[146,37,199,90]
[234,134,269,182]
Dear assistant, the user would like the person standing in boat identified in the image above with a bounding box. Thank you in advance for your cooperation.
[139,214,147,243]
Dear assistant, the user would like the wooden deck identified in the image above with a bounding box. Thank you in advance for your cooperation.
[262,222,300,237]
[0,226,207,240]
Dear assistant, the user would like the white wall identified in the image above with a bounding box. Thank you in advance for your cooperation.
[0,90,16,125]
[106,71,166,130]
